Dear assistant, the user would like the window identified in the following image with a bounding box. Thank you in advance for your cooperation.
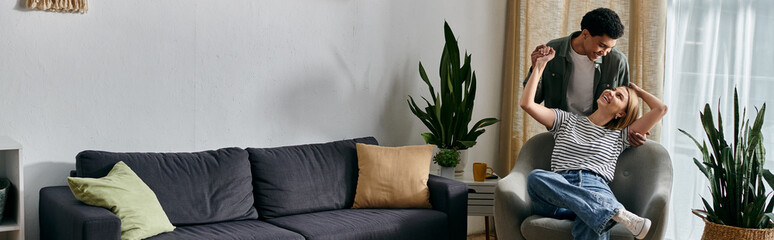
[664,0,774,239]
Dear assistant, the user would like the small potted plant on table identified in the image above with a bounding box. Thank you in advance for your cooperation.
[434,148,460,179]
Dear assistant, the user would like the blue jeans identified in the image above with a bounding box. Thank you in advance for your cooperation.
[527,169,623,240]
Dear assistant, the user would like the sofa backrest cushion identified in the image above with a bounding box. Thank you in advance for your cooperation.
[246,137,378,218]
[75,148,259,225]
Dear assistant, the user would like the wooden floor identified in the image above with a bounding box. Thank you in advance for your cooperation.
[467,233,497,240]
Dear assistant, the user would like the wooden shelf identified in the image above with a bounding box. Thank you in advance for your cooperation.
[0,137,21,151]
[0,218,19,232]
[0,136,24,240]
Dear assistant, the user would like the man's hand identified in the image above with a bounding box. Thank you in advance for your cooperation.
[531,44,548,69]
[628,130,650,147]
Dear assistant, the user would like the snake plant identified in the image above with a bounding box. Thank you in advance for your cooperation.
[407,21,499,150]
[680,88,774,229]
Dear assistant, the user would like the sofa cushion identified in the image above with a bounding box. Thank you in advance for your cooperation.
[146,220,304,240]
[265,209,448,240]
[521,215,634,240]
[246,137,378,218]
[75,148,258,225]
[352,143,433,209]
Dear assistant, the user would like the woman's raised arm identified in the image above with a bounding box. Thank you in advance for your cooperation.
[627,83,668,135]
[520,46,557,129]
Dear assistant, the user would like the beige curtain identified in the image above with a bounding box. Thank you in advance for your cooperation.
[498,0,666,174]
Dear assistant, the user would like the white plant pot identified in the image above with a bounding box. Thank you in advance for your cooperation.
[440,166,455,179]
[455,149,468,177]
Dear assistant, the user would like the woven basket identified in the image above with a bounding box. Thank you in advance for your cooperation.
[701,219,774,240]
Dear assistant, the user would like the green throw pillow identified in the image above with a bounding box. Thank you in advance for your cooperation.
[67,161,175,240]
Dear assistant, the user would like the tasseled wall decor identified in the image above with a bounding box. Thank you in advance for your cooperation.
[26,0,88,13]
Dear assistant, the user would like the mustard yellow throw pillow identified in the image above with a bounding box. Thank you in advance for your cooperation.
[67,161,175,240]
[353,144,433,209]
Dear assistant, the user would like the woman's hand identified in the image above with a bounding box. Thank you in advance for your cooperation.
[629,82,643,92]
[628,130,649,147]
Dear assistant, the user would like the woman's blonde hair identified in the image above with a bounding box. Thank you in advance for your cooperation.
[604,87,639,130]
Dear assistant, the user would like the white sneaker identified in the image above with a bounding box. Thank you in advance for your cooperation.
[613,209,651,239]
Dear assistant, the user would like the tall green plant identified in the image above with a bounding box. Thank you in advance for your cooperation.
[407,21,499,150]
[680,89,774,229]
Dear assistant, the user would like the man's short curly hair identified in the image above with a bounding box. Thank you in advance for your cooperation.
[581,8,624,39]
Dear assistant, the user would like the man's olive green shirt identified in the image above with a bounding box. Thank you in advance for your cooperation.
[523,31,630,115]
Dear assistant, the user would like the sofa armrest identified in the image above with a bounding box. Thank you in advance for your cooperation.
[427,175,468,240]
[40,186,121,240]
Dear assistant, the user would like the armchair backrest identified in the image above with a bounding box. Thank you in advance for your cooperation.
[609,138,673,215]
[512,133,554,177]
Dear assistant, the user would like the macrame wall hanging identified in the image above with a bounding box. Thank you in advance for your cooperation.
[26,0,88,13]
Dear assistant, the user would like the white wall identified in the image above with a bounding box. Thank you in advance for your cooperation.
[0,0,506,238]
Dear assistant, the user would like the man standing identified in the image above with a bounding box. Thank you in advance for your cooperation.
[524,7,647,146]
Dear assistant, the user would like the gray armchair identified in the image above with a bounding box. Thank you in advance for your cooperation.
[494,132,672,240]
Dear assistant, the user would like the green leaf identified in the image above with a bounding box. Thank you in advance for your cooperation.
[418,62,436,103]
[462,130,485,147]
[680,129,705,153]
[750,104,766,146]
[408,97,437,134]
[458,140,476,148]
[421,133,438,145]
[703,198,723,225]
[443,21,460,71]
[700,104,721,157]
[471,118,500,130]
[734,89,739,155]
[718,102,725,153]
[693,158,711,179]
[765,213,774,224]
[763,170,774,190]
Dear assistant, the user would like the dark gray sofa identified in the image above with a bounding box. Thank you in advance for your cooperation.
[39,137,468,240]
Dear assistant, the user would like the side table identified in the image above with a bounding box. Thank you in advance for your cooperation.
[460,178,499,240]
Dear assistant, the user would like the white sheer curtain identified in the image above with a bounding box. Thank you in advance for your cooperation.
[663,0,774,239]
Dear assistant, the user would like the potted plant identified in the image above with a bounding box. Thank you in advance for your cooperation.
[434,148,460,179]
[407,21,499,176]
[681,89,774,240]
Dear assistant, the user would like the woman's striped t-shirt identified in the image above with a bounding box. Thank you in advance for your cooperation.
[548,109,631,182]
